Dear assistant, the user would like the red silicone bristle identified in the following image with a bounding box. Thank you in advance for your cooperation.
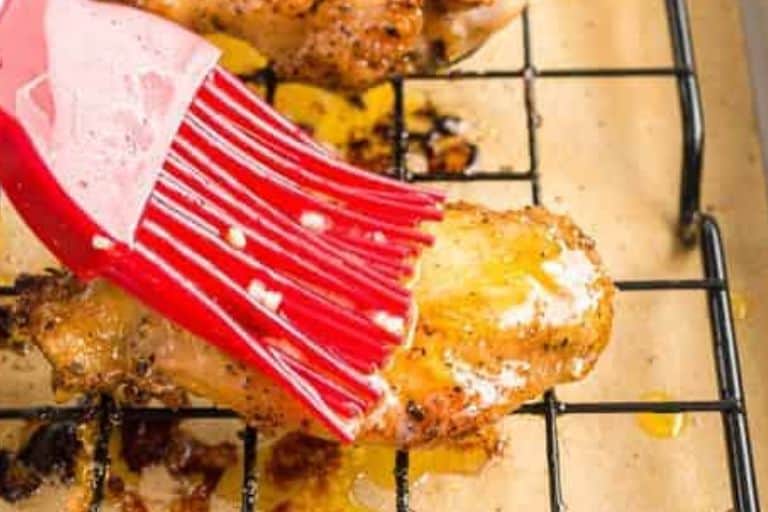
[138,201,387,399]
[155,171,409,315]
[175,116,438,247]
[154,170,412,317]
[151,69,446,439]
[163,143,413,312]
[191,98,444,223]
[108,246,367,440]
[146,190,402,357]
[164,148,415,301]
[209,68,329,153]
[204,69,447,204]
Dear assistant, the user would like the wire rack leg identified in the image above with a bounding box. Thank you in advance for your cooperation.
[665,0,705,244]
[701,216,761,512]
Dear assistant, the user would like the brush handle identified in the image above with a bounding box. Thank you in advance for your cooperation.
[0,0,220,246]
[0,0,48,116]
[0,109,120,279]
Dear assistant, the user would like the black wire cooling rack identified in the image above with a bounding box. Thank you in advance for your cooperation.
[0,0,762,511]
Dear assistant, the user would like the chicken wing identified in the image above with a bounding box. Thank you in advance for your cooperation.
[112,0,527,89]
[2,204,612,446]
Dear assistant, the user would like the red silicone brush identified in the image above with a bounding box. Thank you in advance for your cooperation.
[0,0,443,440]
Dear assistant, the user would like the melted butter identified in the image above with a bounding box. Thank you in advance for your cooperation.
[507,248,601,328]
[730,292,749,321]
[204,32,268,75]
[354,444,491,490]
[464,230,563,318]
[273,83,399,148]
[381,345,454,404]
[413,226,574,344]
[636,391,687,439]
[381,224,599,404]
[447,358,530,407]
[256,441,492,512]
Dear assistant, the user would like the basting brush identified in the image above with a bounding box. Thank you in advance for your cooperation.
[0,0,443,440]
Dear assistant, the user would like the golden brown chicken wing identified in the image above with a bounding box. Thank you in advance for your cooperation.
[2,204,613,447]
[113,0,527,89]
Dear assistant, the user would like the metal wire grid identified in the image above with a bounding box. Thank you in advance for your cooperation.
[0,0,761,511]
[387,3,760,512]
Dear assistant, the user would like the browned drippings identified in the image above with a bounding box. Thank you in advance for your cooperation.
[107,476,150,512]
[120,418,174,472]
[412,107,478,175]
[0,451,42,503]
[108,419,239,511]
[257,432,497,512]
[0,420,82,503]
[169,484,215,512]
[266,432,342,489]
[345,102,478,176]
[242,80,478,177]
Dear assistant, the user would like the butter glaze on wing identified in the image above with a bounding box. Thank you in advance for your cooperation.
[2,204,613,446]
[112,0,527,89]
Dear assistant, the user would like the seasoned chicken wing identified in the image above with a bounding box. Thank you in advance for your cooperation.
[113,0,527,89]
[1,204,613,447]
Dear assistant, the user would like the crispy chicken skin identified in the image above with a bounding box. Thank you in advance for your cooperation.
[2,204,613,446]
[113,0,527,89]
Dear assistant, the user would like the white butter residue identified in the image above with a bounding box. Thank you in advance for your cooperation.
[300,211,329,232]
[569,357,586,378]
[372,231,387,244]
[360,308,418,432]
[448,355,530,407]
[225,226,247,249]
[363,375,401,430]
[247,280,283,312]
[498,294,537,328]
[372,311,405,337]
[91,234,114,250]
[498,246,601,330]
